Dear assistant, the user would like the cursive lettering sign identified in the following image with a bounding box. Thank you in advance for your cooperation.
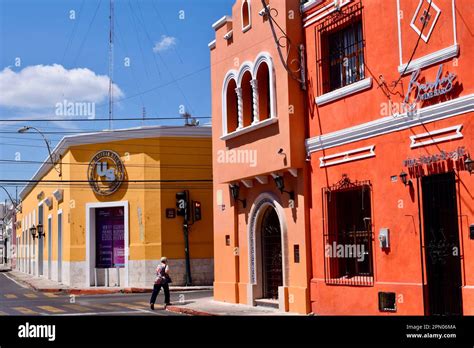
[403,64,456,110]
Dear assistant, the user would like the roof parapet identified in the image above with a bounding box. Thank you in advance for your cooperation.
[212,15,232,30]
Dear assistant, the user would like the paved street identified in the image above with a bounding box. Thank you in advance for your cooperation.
[0,273,211,316]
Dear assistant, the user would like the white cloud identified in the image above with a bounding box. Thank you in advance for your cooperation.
[0,64,124,109]
[153,35,177,53]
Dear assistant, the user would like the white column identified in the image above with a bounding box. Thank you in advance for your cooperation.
[235,87,244,130]
[250,79,259,124]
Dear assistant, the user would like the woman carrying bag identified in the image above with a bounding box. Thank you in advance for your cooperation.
[150,256,172,310]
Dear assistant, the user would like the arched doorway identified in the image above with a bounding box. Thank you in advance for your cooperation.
[260,207,283,299]
[247,193,288,309]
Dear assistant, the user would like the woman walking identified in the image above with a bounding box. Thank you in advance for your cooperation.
[150,256,171,310]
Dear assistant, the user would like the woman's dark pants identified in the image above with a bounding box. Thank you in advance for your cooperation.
[150,283,170,304]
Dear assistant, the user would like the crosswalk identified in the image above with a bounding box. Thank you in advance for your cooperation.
[1,292,162,315]
[4,293,40,299]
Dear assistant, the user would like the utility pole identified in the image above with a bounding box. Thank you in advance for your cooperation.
[176,190,192,285]
[108,0,115,130]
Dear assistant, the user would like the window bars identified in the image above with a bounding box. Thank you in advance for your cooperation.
[316,1,365,94]
[322,175,374,286]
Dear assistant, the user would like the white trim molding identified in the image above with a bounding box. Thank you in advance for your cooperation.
[86,201,129,288]
[208,40,216,50]
[241,179,253,188]
[19,125,211,200]
[241,0,252,32]
[397,0,458,74]
[315,77,372,106]
[255,175,268,184]
[221,52,277,138]
[409,124,463,148]
[212,15,232,30]
[398,44,459,74]
[306,93,474,155]
[301,0,324,13]
[410,0,441,43]
[223,30,233,41]
[303,0,351,28]
[220,117,278,141]
[319,145,375,167]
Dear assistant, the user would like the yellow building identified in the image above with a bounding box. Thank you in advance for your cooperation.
[15,125,213,287]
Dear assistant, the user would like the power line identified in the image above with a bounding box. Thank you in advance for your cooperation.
[0,179,212,183]
[72,0,103,66]
[60,0,86,66]
[0,116,210,122]
[0,158,212,168]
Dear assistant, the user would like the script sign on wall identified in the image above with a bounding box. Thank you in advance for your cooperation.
[403,64,457,110]
[88,150,125,196]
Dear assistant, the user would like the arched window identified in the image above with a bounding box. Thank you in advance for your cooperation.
[226,78,238,133]
[256,61,270,120]
[242,0,251,32]
[241,70,253,127]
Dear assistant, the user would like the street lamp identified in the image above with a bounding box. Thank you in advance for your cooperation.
[29,225,37,240]
[18,126,61,176]
[273,175,295,200]
[36,223,45,239]
[399,171,412,187]
[229,184,246,208]
[465,155,473,175]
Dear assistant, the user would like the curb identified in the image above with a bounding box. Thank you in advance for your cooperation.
[5,273,213,295]
[166,305,218,316]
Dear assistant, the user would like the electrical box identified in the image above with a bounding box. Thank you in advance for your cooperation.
[378,228,390,249]
[470,225,474,240]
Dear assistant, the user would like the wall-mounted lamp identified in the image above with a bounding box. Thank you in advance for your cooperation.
[37,223,45,238]
[29,225,37,240]
[274,175,295,200]
[465,155,473,175]
[229,184,246,208]
[399,171,412,187]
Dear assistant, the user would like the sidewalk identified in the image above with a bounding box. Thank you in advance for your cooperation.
[5,270,212,295]
[6,270,304,316]
[0,264,12,272]
[166,297,301,316]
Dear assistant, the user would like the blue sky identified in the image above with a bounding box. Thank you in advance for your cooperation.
[0,0,234,202]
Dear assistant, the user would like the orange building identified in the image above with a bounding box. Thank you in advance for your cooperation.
[209,0,311,313]
[303,0,474,315]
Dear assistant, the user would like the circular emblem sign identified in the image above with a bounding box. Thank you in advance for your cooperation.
[87,150,125,196]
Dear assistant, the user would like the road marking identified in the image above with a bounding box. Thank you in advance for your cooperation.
[24,293,38,298]
[110,302,161,315]
[86,303,117,311]
[63,304,94,312]
[43,293,58,298]
[12,307,38,315]
[37,306,66,313]
[1,273,29,289]
[134,301,151,307]
[4,294,18,299]
[110,302,143,310]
